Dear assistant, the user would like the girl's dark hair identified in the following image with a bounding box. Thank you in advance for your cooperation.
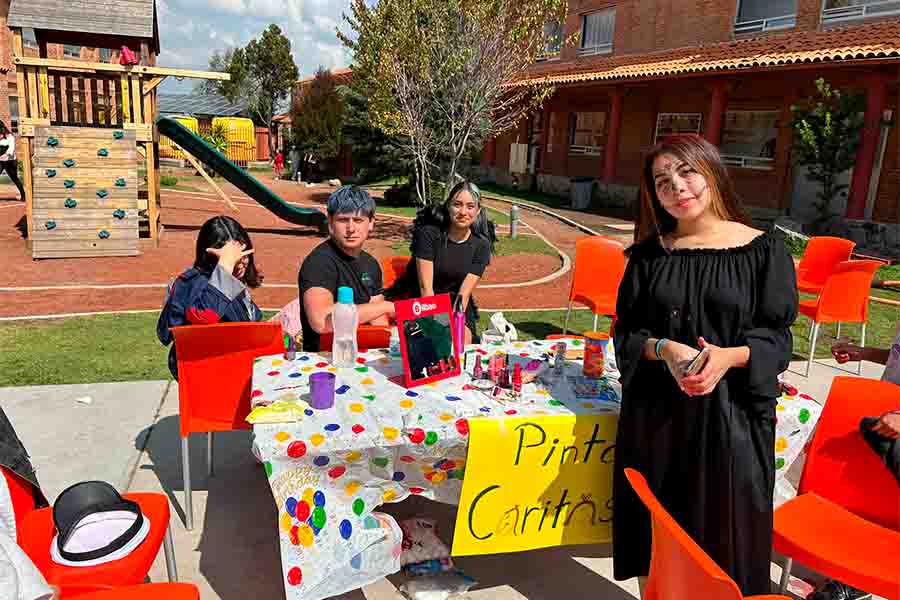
[193,215,263,288]
[635,134,750,247]
[411,180,497,252]
[0,121,9,135]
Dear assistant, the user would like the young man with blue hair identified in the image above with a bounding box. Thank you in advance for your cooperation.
[298,186,394,352]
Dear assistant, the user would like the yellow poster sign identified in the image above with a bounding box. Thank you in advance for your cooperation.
[452,413,618,556]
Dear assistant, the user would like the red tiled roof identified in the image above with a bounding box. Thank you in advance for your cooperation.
[296,67,352,86]
[514,20,900,86]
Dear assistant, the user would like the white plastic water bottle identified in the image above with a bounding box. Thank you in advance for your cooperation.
[332,286,358,367]
[389,327,401,358]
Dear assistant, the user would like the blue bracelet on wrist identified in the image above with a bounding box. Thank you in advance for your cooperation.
[655,338,667,360]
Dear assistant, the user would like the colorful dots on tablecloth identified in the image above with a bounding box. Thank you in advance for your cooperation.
[355,366,369,373]
[287,441,307,458]
[296,500,311,522]
[280,512,293,533]
[264,462,273,478]
[345,481,362,496]
[275,431,291,442]
[479,407,491,413]
[304,409,314,416]
[289,372,303,378]
[361,378,375,385]
[363,394,376,401]
[312,506,327,528]
[351,424,365,434]
[775,458,785,470]
[353,497,365,516]
[425,471,446,484]
[448,469,465,480]
[324,423,341,432]
[425,431,438,445]
[310,434,325,446]
[349,403,364,413]
[313,456,330,467]
[775,437,788,453]
[799,408,811,423]
[328,465,346,479]
[409,487,425,495]
[267,371,280,377]
[364,515,380,529]
[549,399,564,406]
[345,451,362,463]
[350,553,362,570]
[336,385,351,395]
[400,455,415,463]
[372,456,390,468]
[357,357,366,364]
[392,471,406,482]
[776,405,785,412]
[340,519,353,540]
[439,413,454,422]
[409,428,426,444]
[251,390,263,398]
[308,518,322,537]
[328,367,337,373]
[303,488,315,505]
[406,390,419,397]
[436,460,456,471]
[383,427,399,440]
[299,355,310,361]
[537,389,550,396]
[298,523,314,547]
[445,395,461,402]
[287,567,303,586]
[400,399,415,409]
[286,497,298,517]
[456,419,469,436]
[289,525,301,546]
[316,362,328,368]
[314,490,326,507]
[505,409,518,415]
[383,489,398,502]
[302,366,314,373]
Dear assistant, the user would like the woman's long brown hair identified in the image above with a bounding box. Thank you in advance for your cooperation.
[634,134,750,245]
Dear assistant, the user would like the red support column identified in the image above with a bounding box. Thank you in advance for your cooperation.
[847,73,889,220]
[604,88,623,182]
[482,137,497,167]
[704,80,728,146]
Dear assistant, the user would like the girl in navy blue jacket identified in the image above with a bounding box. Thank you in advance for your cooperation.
[157,216,264,379]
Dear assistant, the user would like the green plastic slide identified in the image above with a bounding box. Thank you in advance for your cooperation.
[156,116,326,231]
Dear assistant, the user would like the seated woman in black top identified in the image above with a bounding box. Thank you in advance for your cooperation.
[388,181,496,343]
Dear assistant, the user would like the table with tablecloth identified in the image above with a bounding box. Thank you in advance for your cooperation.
[249,338,821,600]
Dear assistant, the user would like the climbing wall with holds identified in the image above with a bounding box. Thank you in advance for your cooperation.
[30,126,139,259]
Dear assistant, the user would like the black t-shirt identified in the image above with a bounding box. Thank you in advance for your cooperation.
[408,225,491,296]
[298,239,384,352]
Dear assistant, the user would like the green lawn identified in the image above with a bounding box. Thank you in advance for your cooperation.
[2,296,898,387]
[389,229,558,258]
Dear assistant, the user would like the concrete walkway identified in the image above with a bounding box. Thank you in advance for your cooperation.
[1,356,885,599]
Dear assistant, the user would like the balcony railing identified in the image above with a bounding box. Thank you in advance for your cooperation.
[569,144,604,156]
[734,13,797,34]
[822,0,900,24]
[721,155,775,170]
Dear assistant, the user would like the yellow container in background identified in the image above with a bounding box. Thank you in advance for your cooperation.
[158,115,198,159]
[212,116,256,167]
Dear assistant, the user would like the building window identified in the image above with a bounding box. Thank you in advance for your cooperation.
[547,112,559,154]
[734,0,796,33]
[23,29,38,49]
[823,0,900,24]
[720,110,778,170]
[654,113,702,143]
[579,8,615,56]
[9,98,19,133]
[63,45,81,58]
[569,112,606,156]
[537,21,563,61]
[99,48,111,62]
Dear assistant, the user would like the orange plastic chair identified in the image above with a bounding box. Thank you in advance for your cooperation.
[381,255,411,290]
[624,468,790,600]
[60,583,199,600]
[796,236,856,295]
[563,237,625,336]
[794,260,882,377]
[171,321,285,530]
[17,492,178,588]
[319,325,392,352]
[773,377,900,598]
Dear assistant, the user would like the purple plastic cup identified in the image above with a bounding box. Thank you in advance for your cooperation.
[309,372,336,410]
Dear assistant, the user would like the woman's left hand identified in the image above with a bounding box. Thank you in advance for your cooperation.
[680,337,737,397]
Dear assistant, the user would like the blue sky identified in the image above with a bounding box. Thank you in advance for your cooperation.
[157,0,355,94]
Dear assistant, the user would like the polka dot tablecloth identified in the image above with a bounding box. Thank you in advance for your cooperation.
[250,339,820,600]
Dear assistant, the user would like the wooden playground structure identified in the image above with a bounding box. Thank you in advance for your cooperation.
[8,0,228,259]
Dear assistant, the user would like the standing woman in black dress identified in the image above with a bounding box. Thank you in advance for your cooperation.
[612,135,798,596]
[387,181,496,343]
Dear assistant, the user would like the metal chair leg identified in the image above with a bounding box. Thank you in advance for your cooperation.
[858,323,867,376]
[182,436,193,531]
[593,313,598,332]
[207,431,215,478]
[563,302,572,335]
[778,557,793,594]
[836,322,842,339]
[805,322,820,378]
[163,524,178,582]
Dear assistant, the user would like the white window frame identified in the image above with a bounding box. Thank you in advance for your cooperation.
[63,45,81,58]
[654,113,702,143]
[9,97,19,133]
[537,21,563,62]
[720,110,778,171]
[734,0,797,33]
[822,0,900,24]
[579,8,615,56]
[569,112,606,156]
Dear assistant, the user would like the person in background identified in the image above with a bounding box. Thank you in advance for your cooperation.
[0,122,25,201]
[386,181,495,344]
[273,148,285,180]
[157,216,263,379]
[613,134,798,597]
[289,145,302,183]
[298,186,394,352]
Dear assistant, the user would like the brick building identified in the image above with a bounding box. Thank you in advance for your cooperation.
[481,0,900,240]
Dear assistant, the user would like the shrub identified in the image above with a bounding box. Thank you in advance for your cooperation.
[160,175,178,187]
